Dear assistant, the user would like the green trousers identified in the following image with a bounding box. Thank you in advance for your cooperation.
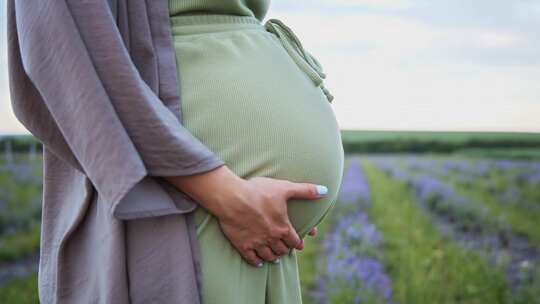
[170,14,344,304]
[192,214,303,304]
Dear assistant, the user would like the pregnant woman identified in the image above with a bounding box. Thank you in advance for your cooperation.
[166,0,345,303]
[7,0,342,302]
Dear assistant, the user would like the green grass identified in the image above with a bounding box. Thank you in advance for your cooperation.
[0,220,41,262]
[363,160,511,304]
[402,157,540,247]
[449,177,540,247]
[0,272,39,304]
[454,147,540,160]
[341,130,540,144]
[511,269,540,303]
[341,130,540,159]
[0,171,42,232]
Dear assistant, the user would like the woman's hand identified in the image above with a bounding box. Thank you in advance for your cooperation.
[295,227,318,249]
[307,226,317,237]
[164,165,326,267]
[215,175,325,266]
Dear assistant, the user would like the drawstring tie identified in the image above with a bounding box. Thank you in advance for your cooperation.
[264,18,334,103]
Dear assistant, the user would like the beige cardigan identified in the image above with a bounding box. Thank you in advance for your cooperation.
[7,0,226,302]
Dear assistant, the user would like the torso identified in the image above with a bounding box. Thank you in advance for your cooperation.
[169,2,344,239]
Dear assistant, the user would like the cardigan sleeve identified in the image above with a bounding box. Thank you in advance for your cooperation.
[7,0,225,219]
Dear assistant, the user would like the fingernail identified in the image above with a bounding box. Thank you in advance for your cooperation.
[316,185,328,196]
[271,258,280,264]
[298,239,304,250]
[256,262,264,268]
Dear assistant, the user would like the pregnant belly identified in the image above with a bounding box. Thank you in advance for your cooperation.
[173,26,344,239]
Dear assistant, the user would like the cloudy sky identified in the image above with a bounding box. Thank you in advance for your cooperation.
[1,0,539,134]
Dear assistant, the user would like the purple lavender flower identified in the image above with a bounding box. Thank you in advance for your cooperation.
[320,157,395,304]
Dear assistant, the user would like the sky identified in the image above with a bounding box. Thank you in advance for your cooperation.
[1,0,539,134]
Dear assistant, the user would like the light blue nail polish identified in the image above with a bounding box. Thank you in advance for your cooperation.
[271,258,280,264]
[316,185,328,196]
[256,262,263,268]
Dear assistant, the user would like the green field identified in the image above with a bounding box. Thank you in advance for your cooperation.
[340,130,540,159]
[1,132,539,303]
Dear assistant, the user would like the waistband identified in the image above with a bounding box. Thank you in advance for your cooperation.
[169,13,334,103]
[170,14,264,34]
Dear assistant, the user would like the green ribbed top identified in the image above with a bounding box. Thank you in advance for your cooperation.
[168,0,270,22]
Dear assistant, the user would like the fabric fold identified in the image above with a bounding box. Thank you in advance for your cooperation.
[8,0,225,219]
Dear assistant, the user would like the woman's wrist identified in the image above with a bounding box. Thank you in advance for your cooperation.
[163,165,246,218]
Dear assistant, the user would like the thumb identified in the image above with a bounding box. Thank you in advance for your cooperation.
[285,182,328,200]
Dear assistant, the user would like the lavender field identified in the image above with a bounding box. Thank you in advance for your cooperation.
[298,155,540,304]
[1,150,540,303]
[0,149,42,303]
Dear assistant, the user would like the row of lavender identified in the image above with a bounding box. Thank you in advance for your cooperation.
[0,157,42,286]
[366,155,539,296]
[395,156,540,211]
[314,157,395,304]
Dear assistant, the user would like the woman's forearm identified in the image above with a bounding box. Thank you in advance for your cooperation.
[162,165,244,219]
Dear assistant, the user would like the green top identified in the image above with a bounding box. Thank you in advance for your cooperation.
[168,0,270,21]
